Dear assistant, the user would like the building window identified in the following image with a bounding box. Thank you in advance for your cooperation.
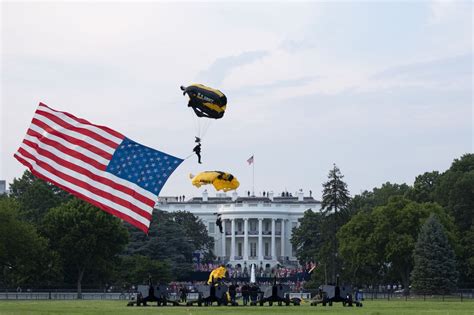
[265,242,269,256]
[250,220,257,231]
[238,243,242,256]
[237,221,242,232]
[250,242,257,257]
[208,222,215,234]
[265,221,270,231]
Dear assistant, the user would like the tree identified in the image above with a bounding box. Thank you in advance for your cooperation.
[433,154,474,284]
[406,171,440,203]
[42,199,128,298]
[9,171,71,225]
[321,164,351,216]
[0,198,60,288]
[411,214,458,294]
[115,255,172,288]
[320,163,351,283]
[125,210,211,280]
[337,211,383,286]
[339,196,455,289]
[172,211,214,254]
[350,182,411,214]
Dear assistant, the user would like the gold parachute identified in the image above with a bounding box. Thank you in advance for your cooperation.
[190,171,240,192]
[207,265,227,284]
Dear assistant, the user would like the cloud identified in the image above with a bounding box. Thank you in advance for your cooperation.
[371,53,473,89]
[279,39,317,53]
[196,50,270,86]
[226,76,319,97]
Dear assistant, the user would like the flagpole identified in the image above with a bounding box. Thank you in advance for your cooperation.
[252,154,255,197]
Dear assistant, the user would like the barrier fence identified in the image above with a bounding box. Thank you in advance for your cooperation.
[0,290,473,301]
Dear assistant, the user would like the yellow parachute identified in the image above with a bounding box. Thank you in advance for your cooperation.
[207,265,227,284]
[190,171,240,192]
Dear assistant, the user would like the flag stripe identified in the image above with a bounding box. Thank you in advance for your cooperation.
[21,137,156,208]
[31,118,113,160]
[28,125,110,167]
[39,102,125,141]
[36,109,120,150]
[14,153,149,232]
[14,150,152,224]
[32,114,115,156]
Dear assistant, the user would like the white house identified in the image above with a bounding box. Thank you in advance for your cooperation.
[157,190,321,269]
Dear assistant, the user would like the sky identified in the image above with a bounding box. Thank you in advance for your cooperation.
[1,1,472,200]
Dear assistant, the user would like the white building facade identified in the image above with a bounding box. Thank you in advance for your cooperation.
[157,190,320,269]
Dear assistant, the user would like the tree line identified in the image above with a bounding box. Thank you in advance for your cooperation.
[291,153,473,294]
[0,171,213,298]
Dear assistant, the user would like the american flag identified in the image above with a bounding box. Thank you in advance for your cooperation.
[247,155,254,165]
[14,103,183,233]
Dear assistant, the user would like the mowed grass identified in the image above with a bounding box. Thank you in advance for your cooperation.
[0,299,473,315]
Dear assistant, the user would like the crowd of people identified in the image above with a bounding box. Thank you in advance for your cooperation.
[192,262,315,279]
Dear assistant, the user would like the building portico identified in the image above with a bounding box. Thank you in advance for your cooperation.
[157,190,320,268]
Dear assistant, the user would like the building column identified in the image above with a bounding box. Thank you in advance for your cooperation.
[244,218,249,261]
[221,219,226,259]
[231,219,236,260]
[281,219,285,259]
[258,218,263,261]
[271,218,276,260]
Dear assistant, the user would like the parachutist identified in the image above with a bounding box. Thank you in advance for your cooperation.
[195,137,201,143]
[215,213,223,233]
[193,143,202,164]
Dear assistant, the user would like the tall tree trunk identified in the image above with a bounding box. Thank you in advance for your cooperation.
[77,268,84,299]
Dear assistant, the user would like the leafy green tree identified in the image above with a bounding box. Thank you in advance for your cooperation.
[172,211,214,254]
[320,163,351,283]
[126,210,210,280]
[433,154,474,283]
[350,182,411,213]
[411,214,458,294]
[42,199,128,298]
[291,209,323,264]
[338,197,455,289]
[0,198,60,287]
[337,210,383,285]
[406,171,440,203]
[115,255,172,288]
[9,171,71,225]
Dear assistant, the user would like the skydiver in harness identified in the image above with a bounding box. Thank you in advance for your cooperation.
[214,213,223,233]
[193,137,202,164]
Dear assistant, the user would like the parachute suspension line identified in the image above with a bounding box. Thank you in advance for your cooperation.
[200,119,213,140]
[190,109,200,138]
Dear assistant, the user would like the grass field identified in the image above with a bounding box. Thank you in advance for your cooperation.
[0,300,473,315]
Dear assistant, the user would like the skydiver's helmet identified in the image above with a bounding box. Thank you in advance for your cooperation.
[195,137,201,143]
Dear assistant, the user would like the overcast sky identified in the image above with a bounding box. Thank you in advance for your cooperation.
[1,1,472,200]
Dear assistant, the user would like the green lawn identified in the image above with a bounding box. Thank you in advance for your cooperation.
[0,300,473,315]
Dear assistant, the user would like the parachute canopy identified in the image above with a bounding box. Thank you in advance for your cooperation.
[181,84,227,119]
[190,171,240,192]
[207,265,227,284]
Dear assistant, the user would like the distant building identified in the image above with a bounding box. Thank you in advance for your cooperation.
[157,190,320,269]
[0,180,6,195]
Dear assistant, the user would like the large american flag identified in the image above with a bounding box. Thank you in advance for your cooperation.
[14,102,183,233]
